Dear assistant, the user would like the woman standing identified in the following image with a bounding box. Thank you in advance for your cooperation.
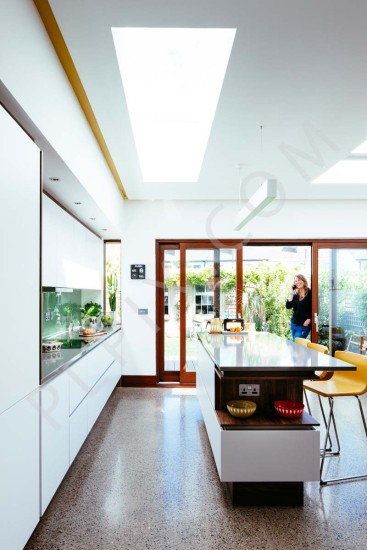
[286,274,312,341]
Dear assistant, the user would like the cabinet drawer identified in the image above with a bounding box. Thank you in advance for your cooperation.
[69,354,89,414]
[88,360,120,432]
[70,399,88,464]
[102,332,121,364]
[88,345,113,390]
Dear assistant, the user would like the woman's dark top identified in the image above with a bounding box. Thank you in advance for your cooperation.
[286,289,312,325]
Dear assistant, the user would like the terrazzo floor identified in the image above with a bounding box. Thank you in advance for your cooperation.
[26,388,367,550]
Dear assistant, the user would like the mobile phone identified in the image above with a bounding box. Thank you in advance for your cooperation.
[292,284,296,290]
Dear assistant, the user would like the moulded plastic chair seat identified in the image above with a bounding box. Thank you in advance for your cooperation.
[304,351,367,397]
[304,350,367,485]
[295,337,309,346]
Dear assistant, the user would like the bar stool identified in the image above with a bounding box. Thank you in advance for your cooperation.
[304,342,333,449]
[303,350,367,485]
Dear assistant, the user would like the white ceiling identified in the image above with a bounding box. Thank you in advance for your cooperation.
[47,0,367,201]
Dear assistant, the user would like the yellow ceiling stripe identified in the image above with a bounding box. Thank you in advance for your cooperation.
[33,0,128,200]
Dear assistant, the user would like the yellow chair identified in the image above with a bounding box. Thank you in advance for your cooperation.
[307,342,329,355]
[304,350,367,485]
[295,337,309,346]
[303,342,332,440]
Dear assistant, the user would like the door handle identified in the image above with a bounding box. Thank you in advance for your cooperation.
[314,312,319,332]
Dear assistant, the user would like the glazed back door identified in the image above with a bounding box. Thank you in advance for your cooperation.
[313,244,367,355]
[157,242,242,383]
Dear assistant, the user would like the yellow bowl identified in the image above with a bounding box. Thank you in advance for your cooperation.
[227,400,257,418]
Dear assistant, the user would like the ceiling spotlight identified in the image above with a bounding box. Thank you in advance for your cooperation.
[49,177,60,182]
[89,217,96,221]
[74,202,82,205]
[101,228,108,231]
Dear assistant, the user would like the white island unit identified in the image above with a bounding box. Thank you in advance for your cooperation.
[196,332,355,505]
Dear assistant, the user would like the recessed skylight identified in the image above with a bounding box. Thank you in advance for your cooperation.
[112,27,236,182]
[313,139,367,184]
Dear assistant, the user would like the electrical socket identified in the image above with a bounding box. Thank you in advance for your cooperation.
[239,384,260,397]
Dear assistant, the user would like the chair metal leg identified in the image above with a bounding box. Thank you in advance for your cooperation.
[318,395,336,454]
[320,396,367,486]
[303,388,311,414]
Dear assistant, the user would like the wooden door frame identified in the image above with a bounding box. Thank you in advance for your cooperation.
[156,239,367,383]
[312,241,367,344]
[156,240,243,383]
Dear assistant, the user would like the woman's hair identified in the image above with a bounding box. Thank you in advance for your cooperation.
[294,273,309,289]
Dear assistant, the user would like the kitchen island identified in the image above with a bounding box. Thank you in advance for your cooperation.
[196,332,355,505]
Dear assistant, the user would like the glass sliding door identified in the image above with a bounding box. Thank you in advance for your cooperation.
[242,244,311,338]
[181,245,240,382]
[314,245,367,355]
[157,241,242,383]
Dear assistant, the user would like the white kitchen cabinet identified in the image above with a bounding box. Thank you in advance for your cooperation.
[42,195,59,287]
[0,390,40,550]
[69,354,89,415]
[42,194,103,290]
[70,398,88,464]
[88,344,114,390]
[88,360,121,432]
[0,105,40,415]
[41,371,70,515]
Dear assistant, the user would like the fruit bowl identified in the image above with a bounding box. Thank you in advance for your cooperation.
[274,400,304,419]
[227,400,256,418]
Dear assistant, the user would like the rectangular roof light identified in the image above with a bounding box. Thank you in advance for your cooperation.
[313,139,367,184]
[112,27,236,182]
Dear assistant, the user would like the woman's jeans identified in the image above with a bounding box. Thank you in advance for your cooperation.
[290,322,311,341]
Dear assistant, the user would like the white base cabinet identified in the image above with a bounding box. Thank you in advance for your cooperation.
[70,398,88,464]
[41,332,122,513]
[0,391,40,550]
[41,371,70,515]
[88,360,121,431]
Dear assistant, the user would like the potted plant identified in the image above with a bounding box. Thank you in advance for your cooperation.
[81,302,102,328]
[107,272,118,321]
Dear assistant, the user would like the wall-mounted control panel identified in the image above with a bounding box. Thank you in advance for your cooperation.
[131,264,145,279]
[239,384,260,397]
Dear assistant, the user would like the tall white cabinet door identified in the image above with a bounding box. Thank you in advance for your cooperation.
[0,390,40,550]
[42,195,59,287]
[41,372,70,515]
[0,106,40,415]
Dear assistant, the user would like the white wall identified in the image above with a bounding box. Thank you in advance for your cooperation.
[0,0,125,233]
[122,199,367,375]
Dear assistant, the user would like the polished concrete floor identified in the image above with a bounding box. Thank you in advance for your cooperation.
[26,388,367,550]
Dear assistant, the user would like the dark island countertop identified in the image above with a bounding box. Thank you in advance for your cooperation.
[41,326,121,384]
[198,331,356,373]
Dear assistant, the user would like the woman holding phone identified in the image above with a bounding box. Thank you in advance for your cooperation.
[285,274,312,341]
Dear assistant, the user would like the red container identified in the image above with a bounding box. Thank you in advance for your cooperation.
[274,400,304,419]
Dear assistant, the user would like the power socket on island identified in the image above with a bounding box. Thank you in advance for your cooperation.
[239,384,260,397]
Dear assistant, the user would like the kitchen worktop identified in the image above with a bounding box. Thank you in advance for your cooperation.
[198,331,356,372]
[41,326,121,383]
